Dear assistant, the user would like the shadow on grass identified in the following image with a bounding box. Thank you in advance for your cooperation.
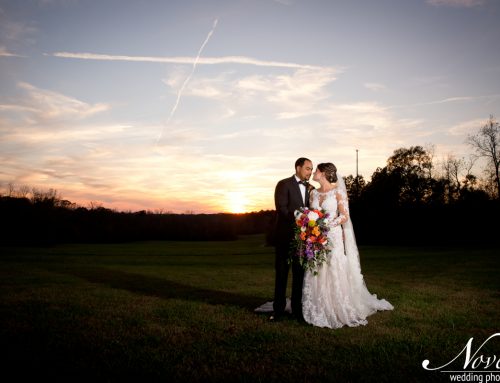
[61,266,264,311]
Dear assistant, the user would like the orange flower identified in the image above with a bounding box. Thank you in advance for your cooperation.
[300,232,307,241]
[296,219,302,227]
[312,226,320,236]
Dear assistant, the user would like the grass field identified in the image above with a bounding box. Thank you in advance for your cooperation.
[0,235,499,382]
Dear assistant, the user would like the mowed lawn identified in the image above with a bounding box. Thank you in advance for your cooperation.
[0,235,498,382]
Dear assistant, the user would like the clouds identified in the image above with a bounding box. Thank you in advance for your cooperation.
[49,52,332,71]
[162,66,337,120]
[0,56,488,212]
[0,46,23,57]
[156,54,465,182]
[273,0,294,5]
[2,0,500,213]
[0,83,115,205]
[159,64,427,179]
[1,82,110,128]
[364,82,387,92]
[447,118,486,136]
[2,50,342,212]
[0,81,277,212]
[0,6,37,53]
[36,0,78,6]
[157,18,219,143]
[426,0,486,7]
[232,68,337,119]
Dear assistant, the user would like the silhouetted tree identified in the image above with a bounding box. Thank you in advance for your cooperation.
[361,146,433,207]
[467,115,500,198]
[386,146,433,204]
[344,174,366,203]
[31,188,61,208]
[440,154,480,202]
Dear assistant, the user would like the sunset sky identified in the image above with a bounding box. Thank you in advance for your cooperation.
[1,0,499,213]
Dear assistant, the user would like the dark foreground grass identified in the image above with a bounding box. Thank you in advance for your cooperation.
[0,235,498,382]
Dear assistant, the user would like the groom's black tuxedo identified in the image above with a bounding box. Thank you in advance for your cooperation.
[273,175,312,318]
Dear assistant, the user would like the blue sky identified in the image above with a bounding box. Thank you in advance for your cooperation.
[1,0,499,212]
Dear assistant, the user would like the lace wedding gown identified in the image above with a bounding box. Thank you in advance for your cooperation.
[302,187,393,329]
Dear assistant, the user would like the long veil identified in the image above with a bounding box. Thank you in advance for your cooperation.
[336,173,394,314]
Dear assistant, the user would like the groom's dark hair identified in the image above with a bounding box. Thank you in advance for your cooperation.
[295,157,311,169]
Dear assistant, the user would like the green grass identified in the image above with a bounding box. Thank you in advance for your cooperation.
[0,235,498,382]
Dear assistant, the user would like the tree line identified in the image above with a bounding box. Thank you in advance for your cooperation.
[344,116,499,245]
[1,116,498,247]
[0,191,274,245]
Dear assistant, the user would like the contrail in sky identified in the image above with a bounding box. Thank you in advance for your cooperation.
[156,19,218,144]
[50,52,325,70]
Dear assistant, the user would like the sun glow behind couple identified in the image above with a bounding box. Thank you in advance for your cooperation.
[227,191,249,214]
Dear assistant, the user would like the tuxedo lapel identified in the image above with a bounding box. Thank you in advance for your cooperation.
[290,176,305,207]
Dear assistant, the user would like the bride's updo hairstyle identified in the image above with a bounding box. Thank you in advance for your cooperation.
[317,163,338,183]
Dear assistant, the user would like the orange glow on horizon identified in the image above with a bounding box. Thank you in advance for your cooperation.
[226,191,249,213]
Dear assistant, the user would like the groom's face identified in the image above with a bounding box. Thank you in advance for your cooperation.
[296,160,313,181]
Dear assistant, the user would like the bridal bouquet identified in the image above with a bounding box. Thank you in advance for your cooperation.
[291,207,331,275]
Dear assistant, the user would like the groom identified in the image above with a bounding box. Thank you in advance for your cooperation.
[271,157,313,321]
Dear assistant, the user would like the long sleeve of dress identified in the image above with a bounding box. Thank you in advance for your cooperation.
[331,190,349,227]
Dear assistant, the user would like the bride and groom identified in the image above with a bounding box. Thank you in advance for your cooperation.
[264,157,393,329]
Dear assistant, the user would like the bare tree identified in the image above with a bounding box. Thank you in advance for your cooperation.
[441,154,462,201]
[8,183,15,197]
[31,187,60,206]
[467,115,500,198]
[18,185,31,198]
[462,156,478,191]
[88,201,103,210]
[482,168,499,198]
[449,156,463,194]
[424,143,436,179]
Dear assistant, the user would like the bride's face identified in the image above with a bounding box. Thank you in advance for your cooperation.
[313,168,323,182]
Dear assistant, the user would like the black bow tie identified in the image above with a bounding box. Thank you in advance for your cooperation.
[298,181,309,186]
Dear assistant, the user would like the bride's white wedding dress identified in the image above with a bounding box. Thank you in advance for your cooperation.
[302,183,393,329]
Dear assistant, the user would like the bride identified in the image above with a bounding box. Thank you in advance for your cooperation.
[301,162,393,328]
